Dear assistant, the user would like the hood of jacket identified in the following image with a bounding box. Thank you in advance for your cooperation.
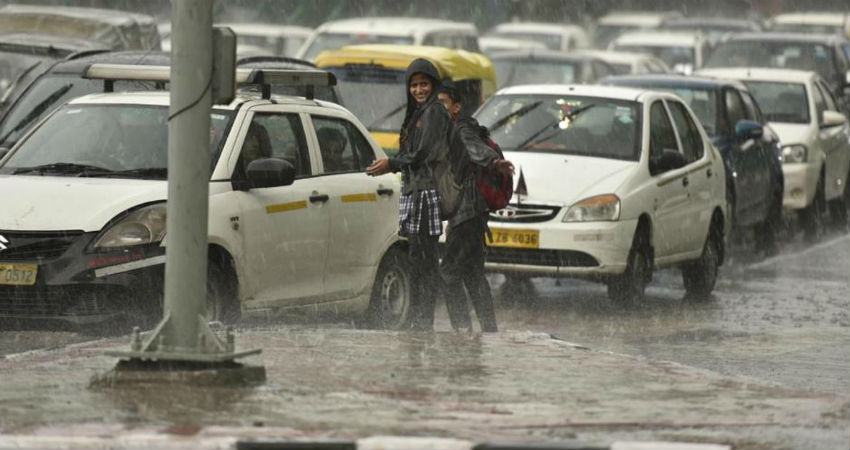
[402,58,443,138]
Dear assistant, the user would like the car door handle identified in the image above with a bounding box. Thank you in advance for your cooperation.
[309,194,329,203]
[682,176,689,187]
[377,188,394,196]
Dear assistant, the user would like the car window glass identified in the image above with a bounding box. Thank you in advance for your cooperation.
[239,112,310,179]
[668,101,705,163]
[725,88,746,128]
[816,81,838,112]
[592,61,613,79]
[738,89,759,121]
[743,91,765,123]
[312,115,374,174]
[811,82,826,123]
[649,100,679,161]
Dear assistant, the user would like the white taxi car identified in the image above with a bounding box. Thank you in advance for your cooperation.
[610,30,710,75]
[698,68,850,240]
[474,84,727,302]
[0,66,412,329]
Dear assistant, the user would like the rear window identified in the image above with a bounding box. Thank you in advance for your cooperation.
[743,81,810,124]
[302,33,414,61]
[493,59,579,88]
[706,40,838,83]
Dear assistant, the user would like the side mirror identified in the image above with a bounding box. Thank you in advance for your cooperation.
[234,158,296,190]
[734,120,764,142]
[650,148,687,175]
[821,110,847,128]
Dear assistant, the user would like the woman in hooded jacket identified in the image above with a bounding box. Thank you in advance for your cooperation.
[367,58,451,331]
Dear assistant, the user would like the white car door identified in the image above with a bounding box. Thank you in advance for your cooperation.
[230,108,330,308]
[307,112,398,301]
[646,100,697,260]
[813,81,850,201]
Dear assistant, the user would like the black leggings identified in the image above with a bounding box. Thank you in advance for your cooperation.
[406,207,441,331]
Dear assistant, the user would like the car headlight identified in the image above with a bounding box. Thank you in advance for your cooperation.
[93,203,167,249]
[781,145,807,163]
[563,194,621,222]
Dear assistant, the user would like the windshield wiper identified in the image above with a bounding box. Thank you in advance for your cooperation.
[11,162,112,176]
[85,167,168,179]
[487,101,543,133]
[0,83,73,146]
[367,102,407,129]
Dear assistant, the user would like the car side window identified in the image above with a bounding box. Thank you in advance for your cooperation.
[592,61,614,79]
[742,91,765,123]
[815,81,838,112]
[667,101,705,163]
[312,115,374,174]
[811,82,827,124]
[738,89,759,122]
[238,112,310,179]
[649,101,679,163]
[725,88,746,130]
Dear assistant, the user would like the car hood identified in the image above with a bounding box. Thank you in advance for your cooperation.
[0,175,166,232]
[766,122,811,147]
[504,151,638,205]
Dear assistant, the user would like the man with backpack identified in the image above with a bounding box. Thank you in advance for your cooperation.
[437,83,514,332]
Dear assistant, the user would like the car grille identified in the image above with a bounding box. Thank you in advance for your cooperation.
[489,204,561,223]
[0,230,84,262]
[0,285,132,317]
[486,247,598,267]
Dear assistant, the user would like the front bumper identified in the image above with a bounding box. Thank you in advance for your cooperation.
[484,218,639,279]
[0,230,165,322]
[782,162,820,210]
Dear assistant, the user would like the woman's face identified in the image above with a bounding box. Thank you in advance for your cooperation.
[409,73,433,105]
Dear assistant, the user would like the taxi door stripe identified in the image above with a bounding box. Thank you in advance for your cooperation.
[266,200,308,214]
[341,193,377,203]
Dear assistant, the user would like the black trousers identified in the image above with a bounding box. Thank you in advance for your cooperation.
[440,215,498,332]
[407,208,441,331]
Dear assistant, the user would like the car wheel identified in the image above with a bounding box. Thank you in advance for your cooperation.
[206,255,240,324]
[682,223,722,300]
[361,247,413,330]
[607,230,651,305]
[801,177,825,242]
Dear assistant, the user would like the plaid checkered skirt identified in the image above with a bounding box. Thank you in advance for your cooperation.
[399,189,442,237]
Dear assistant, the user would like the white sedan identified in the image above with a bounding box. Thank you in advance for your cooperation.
[474,84,728,302]
[698,68,850,240]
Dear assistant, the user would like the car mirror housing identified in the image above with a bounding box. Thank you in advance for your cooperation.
[821,110,847,128]
[650,148,687,176]
[734,120,764,142]
[235,158,296,190]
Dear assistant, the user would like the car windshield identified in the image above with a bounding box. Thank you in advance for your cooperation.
[302,32,414,60]
[493,59,578,88]
[742,80,810,124]
[325,65,407,132]
[0,75,162,148]
[0,51,53,93]
[0,104,233,178]
[613,44,695,70]
[492,32,562,50]
[706,41,838,83]
[475,94,641,160]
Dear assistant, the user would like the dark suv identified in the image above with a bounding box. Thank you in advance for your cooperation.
[603,74,785,251]
[705,32,850,115]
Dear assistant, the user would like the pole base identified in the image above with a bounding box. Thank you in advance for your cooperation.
[91,359,266,387]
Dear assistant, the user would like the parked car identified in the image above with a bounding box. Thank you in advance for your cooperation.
[568,49,671,75]
[698,68,850,240]
[479,36,546,55]
[0,35,107,96]
[473,84,727,302]
[704,32,850,115]
[602,74,784,250]
[593,11,683,48]
[767,11,850,38]
[217,22,313,57]
[484,22,590,52]
[314,44,495,154]
[0,52,338,154]
[660,16,762,46]
[490,49,617,89]
[297,17,480,61]
[0,4,161,51]
[610,30,710,74]
[0,67,413,328]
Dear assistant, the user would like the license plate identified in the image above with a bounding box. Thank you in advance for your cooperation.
[0,263,38,286]
[487,228,539,249]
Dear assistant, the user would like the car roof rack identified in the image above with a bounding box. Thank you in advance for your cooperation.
[83,63,337,100]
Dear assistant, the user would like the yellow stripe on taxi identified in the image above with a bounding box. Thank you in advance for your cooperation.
[341,193,377,203]
[266,200,308,214]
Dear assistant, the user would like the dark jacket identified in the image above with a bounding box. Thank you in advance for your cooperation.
[448,117,499,226]
[388,58,451,195]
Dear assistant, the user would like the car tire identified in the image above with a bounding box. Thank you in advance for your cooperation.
[682,222,722,300]
[361,247,413,330]
[607,230,651,305]
[206,255,241,324]
[801,176,825,243]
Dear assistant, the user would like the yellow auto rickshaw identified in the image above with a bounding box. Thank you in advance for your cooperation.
[314,44,497,155]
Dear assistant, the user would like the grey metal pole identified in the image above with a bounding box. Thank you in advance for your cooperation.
[163,0,213,350]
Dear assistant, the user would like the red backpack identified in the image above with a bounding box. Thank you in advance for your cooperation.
[476,132,513,212]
